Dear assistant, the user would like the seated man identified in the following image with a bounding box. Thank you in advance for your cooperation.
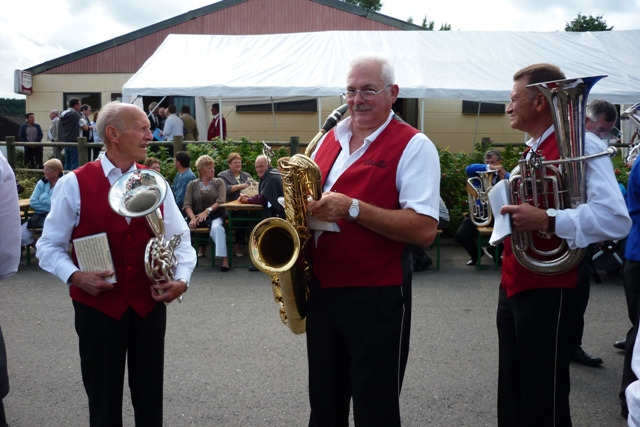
[455,149,509,266]
[238,155,284,220]
[172,151,196,212]
[412,197,449,271]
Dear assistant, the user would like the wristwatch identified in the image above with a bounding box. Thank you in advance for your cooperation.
[206,207,212,213]
[176,278,189,303]
[347,198,360,221]
[546,208,558,233]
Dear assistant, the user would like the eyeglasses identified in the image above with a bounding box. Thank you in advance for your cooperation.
[342,85,391,101]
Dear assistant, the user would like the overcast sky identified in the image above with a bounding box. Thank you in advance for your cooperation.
[1,0,636,100]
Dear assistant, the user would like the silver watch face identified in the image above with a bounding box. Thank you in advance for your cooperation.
[349,206,358,217]
[547,208,558,217]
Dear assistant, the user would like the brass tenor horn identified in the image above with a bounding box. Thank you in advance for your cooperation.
[508,75,616,274]
[467,169,497,227]
[622,103,640,166]
[249,105,348,334]
[108,169,182,292]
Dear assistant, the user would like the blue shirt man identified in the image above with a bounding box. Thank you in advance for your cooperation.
[172,151,196,210]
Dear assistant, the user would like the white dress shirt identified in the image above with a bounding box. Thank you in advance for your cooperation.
[36,155,196,285]
[526,125,631,248]
[0,152,21,280]
[312,111,441,220]
[162,114,184,142]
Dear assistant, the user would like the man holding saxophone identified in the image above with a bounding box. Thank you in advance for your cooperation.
[36,102,196,426]
[305,54,440,426]
[497,63,631,426]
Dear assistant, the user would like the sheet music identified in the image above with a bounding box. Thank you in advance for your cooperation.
[487,179,512,246]
[72,233,117,283]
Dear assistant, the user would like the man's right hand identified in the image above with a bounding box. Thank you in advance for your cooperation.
[70,270,115,296]
[238,195,248,204]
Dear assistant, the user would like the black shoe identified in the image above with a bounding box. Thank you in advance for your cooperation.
[614,339,627,350]
[220,266,230,272]
[466,259,477,266]
[571,346,603,366]
[413,257,433,272]
[248,265,259,272]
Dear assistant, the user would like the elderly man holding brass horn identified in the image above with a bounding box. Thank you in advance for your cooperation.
[495,63,631,427]
[36,102,196,426]
[303,54,440,426]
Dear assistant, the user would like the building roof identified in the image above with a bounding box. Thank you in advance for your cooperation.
[25,0,423,75]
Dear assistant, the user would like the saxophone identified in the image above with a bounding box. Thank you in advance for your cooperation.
[249,105,348,334]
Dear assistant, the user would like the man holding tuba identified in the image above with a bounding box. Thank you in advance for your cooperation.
[36,102,196,426]
[305,54,440,426]
[497,64,631,426]
[455,149,509,266]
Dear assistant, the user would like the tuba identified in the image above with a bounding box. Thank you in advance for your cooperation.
[467,169,497,227]
[508,76,617,274]
[622,103,640,166]
[108,169,182,295]
[249,105,348,334]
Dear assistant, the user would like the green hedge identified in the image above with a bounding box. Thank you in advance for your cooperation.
[14,139,632,237]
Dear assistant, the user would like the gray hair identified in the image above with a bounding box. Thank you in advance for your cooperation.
[587,99,618,123]
[50,109,59,115]
[97,102,137,143]
[348,53,395,87]
[484,150,502,161]
[255,154,268,166]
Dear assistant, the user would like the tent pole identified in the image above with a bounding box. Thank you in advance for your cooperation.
[318,98,322,131]
[271,97,277,140]
[420,99,425,133]
[472,101,482,148]
[219,96,224,140]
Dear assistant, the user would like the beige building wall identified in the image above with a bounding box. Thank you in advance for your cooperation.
[26,75,526,154]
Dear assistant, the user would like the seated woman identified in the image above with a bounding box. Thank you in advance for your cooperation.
[144,157,162,173]
[183,155,229,271]
[217,152,252,257]
[21,159,63,249]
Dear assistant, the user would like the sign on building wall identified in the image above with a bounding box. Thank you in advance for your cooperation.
[13,70,33,95]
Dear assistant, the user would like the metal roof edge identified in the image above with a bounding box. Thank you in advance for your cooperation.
[309,0,426,31]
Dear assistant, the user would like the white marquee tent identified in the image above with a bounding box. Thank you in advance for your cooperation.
[122,30,640,138]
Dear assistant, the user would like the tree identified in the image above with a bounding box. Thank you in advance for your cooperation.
[421,15,434,30]
[0,98,26,116]
[344,0,382,12]
[439,23,452,31]
[564,13,613,31]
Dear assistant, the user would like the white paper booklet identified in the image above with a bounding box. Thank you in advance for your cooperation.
[72,232,117,283]
[487,179,512,246]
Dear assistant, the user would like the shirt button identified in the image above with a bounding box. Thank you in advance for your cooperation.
[127,266,132,271]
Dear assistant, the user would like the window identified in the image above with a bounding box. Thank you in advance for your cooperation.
[462,100,505,115]
[63,93,101,111]
[237,99,317,113]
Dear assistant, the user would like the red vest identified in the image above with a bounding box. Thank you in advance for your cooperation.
[69,162,158,320]
[501,132,579,297]
[311,119,418,288]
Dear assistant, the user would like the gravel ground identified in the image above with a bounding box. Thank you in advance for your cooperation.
[0,239,630,426]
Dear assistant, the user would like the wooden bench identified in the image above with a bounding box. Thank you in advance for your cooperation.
[476,226,500,270]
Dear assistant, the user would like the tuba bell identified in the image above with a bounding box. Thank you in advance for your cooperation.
[467,169,497,227]
[622,103,640,166]
[508,76,617,274]
[108,169,182,292]
[249,105,348,334]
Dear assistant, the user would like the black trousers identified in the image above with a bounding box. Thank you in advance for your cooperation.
[571,269,591,350]
[455,217,480,260]
[0,325,9,427]
[24,146,43,169]
[74,301,166,427]
[306,254,412,427]
[497,284,579,427]
[620,260,640,414]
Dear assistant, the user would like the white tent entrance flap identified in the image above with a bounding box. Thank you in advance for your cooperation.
[122,30,640,137]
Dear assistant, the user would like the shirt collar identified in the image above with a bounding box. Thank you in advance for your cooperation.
[334,110,395,152]
[100,154,138,185]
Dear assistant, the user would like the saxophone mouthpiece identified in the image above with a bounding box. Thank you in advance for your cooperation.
[321,104,349,133]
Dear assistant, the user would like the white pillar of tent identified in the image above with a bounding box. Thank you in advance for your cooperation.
[318,98,322,131]
[219,96,224,139]
[270,97,278,141]
[420,99,425,133]
[195,97,207,141]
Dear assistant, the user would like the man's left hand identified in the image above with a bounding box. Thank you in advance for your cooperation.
[150,280,188,303]
[500,203,549,232]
